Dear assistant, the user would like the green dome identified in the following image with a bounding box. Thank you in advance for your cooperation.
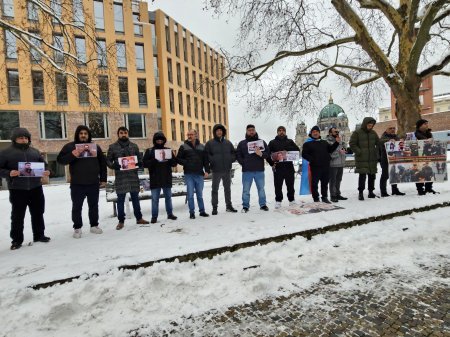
[318,95,345,120]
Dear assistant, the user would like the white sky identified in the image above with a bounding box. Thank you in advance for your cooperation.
[150,0,450,143]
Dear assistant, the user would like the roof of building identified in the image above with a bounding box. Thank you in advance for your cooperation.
[318,94,346,120]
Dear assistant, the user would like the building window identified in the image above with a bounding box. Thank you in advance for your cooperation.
[116,41,127,69]
[207,102,211,121]
[32,71,45,104]
[94,0,105,30]
[75,36,86,64]
[114,3,124,33]
[194,97,198,118]
[137,78,147,107]
[179,120,185,139]
[0,111,20,140]
[167,58,173,83]
[221,59,225,78]
[202,125,206,143]
[97,39,107,68]
[165,17,171,52]
[30,31,42,63]
[98,75,109,106]
[213,104,217,122]
[118,77,129,107]
[210,50,214,75]
[199,74,203,95]
[192,71,197,91]
[78,74,89,106]
[153,56,159,84]
[171,119,177,141]
[206,79,210,98]
[174,24,179,57]
[185,67,190,90]
[215,54,219,79]
[1,0,14,17]
[197,40,201,69]
[201,100,205,120]
[4,30,17,59]
[27,1,39,21]
[178,92,183,115]
[211,81,215,100]
[55,72,68,105]
[125,114,146,138]
[186,94,191,117]
[7,70,20,103]
[176,62,181,86]
[222,86,225,103]
[183,29,187,61]
[190,36,195,65]
[223,107,227,125]
[39,112,67,139]
[169,89,174,113]
[135,44,145,70]
[50,0,62,24]
[204,44,208,73]
[151,22,157,51]
[73,0,84,27]
[85,113,108,138]
[53,34,64,64]
[133,13,142,36]
[219,107,222,124]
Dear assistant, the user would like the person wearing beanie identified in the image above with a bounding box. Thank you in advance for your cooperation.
[327,127,348,202]
[414,119,437,195]
[0,128,51,250]
[268,126,300,208]
[236,125,270,212]
[106,126,149,229]
[349,117,380,200]
[205,124,237,215]
[143,132,178,223]
[301,126,339,203]
[57,125,107,238]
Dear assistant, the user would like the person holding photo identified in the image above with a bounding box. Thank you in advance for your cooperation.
[415,119,438,195]
[379,126,405,197]
[107,127,149,229]
[0,128,51,250]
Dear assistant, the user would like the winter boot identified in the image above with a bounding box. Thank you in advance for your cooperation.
[241,207,249,213]
[136,218,150,225]
[199,212,210,217]
[190,213,196,219]
[337,195,348,200]
[10,242,22,250]
[151,217,157,224]
[358,192,364,201]
[226,206,238,213]
[313,197,320,202]
[260,205,269,211]
[168,214,177,220]
[275,201,282,209]
[367,191,377,198]
[330,196,339,203]
[33,236,51,243]
[380,191,390,197]
[321,197,331,204]
[212,208,218,215]
[116,222,124,230]
[391,186,405,196]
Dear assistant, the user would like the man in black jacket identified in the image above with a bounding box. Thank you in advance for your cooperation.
[57,125,107,238]
[302,126,339,203]
[379,126,405,197]
[143,132,178,223]
[268,126,300,208]
[0,128,51,250]
[177,129,210,219]
[415,119,437,195]
[205,124,237,215]
[236,125,270,212]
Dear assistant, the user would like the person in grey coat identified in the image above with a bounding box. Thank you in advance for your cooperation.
[0,128,51,250]
[107,126,149,230]
[205,124,237,215]
[327,127,348,203]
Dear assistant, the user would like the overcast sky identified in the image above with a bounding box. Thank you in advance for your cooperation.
[150,0,449,143]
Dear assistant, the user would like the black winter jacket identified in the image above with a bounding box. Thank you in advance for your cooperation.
[415,128,433,140]
[177,139,210,175]
[268,135,300,170]
[302,137,339,168]
[379,132,399,165]
[236,133,269,172]
[205,124,236,172]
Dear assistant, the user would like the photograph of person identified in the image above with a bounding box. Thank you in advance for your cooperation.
[18,162,45,177]
[75,143,97,158]
[118,156,137,170]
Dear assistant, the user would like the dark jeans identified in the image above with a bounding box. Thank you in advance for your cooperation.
[416,182,433,193]
[117,191,142,222]
[380,161,398,193]
[329,166,343,197]
[273,166,295,202]
[211,171,232,208]
[70,184,99,229]
[310,166,330,199]
[151,187,173,218]
[358,173,376,192]
[9,186,45,244]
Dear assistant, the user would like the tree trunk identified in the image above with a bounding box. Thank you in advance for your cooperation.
[394,95,422,137]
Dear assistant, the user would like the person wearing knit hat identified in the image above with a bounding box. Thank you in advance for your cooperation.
[0,128,51,250]
[268,126,300,208]
[414,119,437,195]
[416,119,428,130]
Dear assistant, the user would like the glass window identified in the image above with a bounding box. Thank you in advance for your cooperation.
[135,44,145,70]
[151,23,157,50]
[186,94,191,117]
[30,31,42,63]
[98,75,109,106]
[197,40,201,69]
[32,71,45,104]
[153,56,159,84]
[165,25,171,52]
[178,92,183,115]
[4,30,17,59]
[199,74,203,95]
[185,67,190,90]
[202,125,206,143]
[206,79,210,98]
[118,77,129,107]
[223,107,227,125]
[39,112,67,139]
[204,44,208,73]
[212,81,215,100]
[27,1,38,21]
[218,83,221,102]
[174,28,179,57]
[213,104,217,122]
[85,113,108,138]
[51,0,62,24]
[180,121,185,140]
[169,89,174,113]
[193,71,197,90]
[7,70,20,103]
[116,41,127,69]
[97,39,107,68]
[125,114,146,138]
[78,74,89,106]
[188,122,192,131]
[201,100,205,120]
[167,58,173,83]
[133,13,142,36]
[73,0,84,27]
[190,36,195,65]
[194,97,198,118]
[114,3,124,33]
[0,111,20,140]
[176,62,181,86]
[183,29,187,61]
[137,78,147,107]
[207,102,211,121]
[171,119,176,141]
[2,0,14,17]
[75,36,86,64]
[222,86,226,103]
[55,72,68,105]
[94,0,105,30]
[53,34,64,64]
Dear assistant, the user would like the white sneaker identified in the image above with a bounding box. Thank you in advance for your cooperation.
[275,201,282,209]
[90,226,103,234]
[73,229,82,239]
[289,201,296,206]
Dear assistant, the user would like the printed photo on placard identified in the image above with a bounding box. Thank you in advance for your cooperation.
[75,143,97,158]
[247,140,265,154]
[286,151,300,162]
[118,156,137,170]
[155,149,172,162]
[18,162,45,177]
[271,151,287,162]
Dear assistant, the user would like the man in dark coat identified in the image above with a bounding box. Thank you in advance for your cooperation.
[205,124,237,215]
[107,126,149,229]
[236,125,270,212]
[177,129,210,219]
[0,128,51,250]
[414,119,437,195]
[379,126,405,197]
[349,117,380,200]
[301,126,339,203]
[326,127,348,202]
[57,125,107,238]
[268,126,300,208]
[143,132,178,223]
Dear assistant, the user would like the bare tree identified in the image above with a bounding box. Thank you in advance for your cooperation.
[206,0,450,135]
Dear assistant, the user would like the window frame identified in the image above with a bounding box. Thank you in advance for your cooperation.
[124,113,147,139]
[39,111,67,140]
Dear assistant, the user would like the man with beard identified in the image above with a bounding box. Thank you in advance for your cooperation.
[268,126,300,208]
[0,128,51,250]
[57,125,107,238]
[415,119,438,195]
[236,125,270,212]
[107,127,149,229]
[19,162,36,177]
[379,126,405,197]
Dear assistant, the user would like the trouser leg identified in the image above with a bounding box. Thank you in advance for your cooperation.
[358,174,366,192]
[254,171,266,207]
[130,191,143,220]
[70,184,86,229]
[242,172,253,209]
[116,193,126,222]
[380,162,389,194]
[195,175,205,213]
[211,172,221,209]
[28,186,45,239]
[320,167,330,198]
[329,167,338,197]
[285,169,295,202]
[9,189,28,244]
[273,171,284,202]
[86,184,100,227]
[151,188,161,218]
[163,188,173,216]
[310,168,320,199]
[335,167,343,196]
[222,171,232,208]
[368,174,376,192]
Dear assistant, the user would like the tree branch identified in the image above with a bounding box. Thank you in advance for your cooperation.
[356,0,403,33]
[419,54,450,78]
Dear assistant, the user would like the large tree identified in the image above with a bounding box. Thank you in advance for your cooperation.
[207,0,450,135]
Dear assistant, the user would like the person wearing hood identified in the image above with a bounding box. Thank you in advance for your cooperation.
[414,119,437,195]
[177,129,211,219]
[268,126,300,208]
[349,117,380,200]
[143,132,178,223]
[236,124,270,212]
[57,125,107,238]
[301,126,339,203]
[379,126,405,197]
[205,124,237,215]
[107,126,149,229]
[0,128,51,250]
[326,127,348,202]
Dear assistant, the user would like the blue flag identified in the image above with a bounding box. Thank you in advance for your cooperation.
[299,137,315,195]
